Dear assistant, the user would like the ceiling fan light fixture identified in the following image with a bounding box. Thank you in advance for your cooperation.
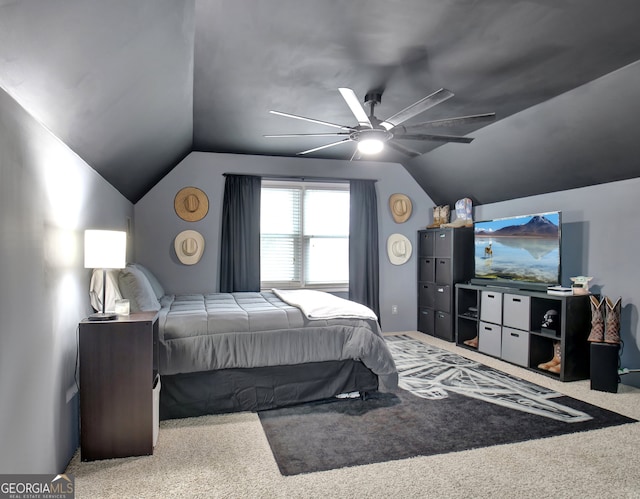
[357,138,385,155]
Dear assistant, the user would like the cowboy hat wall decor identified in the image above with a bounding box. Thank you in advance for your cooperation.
[387,233,412,265]
[174,187,209,222]
[174,230,205,265]
[389,193,412,223]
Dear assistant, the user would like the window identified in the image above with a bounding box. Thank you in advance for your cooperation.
[260,180,350,290]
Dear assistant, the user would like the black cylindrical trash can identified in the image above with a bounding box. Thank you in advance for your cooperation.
[590,343,620,393]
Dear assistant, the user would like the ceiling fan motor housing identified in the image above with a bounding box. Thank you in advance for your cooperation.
[349,127,393,143]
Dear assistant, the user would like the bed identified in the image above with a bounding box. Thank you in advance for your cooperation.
[91,264,398,420]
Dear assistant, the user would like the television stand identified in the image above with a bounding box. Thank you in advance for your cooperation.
[455,283,592,381]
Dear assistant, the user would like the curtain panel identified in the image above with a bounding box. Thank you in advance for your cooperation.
[219,174,262,292]
[348,179,380,319]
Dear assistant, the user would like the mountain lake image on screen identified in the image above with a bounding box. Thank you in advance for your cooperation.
[473,212,561,287]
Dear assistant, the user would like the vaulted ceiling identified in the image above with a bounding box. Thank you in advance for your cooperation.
[2,1,640,204]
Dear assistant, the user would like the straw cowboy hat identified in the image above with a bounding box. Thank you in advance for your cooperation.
[389,193,412,223]
[174,230,205,265]
[387,233,412,265]
[174,187,209,222]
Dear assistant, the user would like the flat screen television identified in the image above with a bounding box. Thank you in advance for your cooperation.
[471,211,561,291]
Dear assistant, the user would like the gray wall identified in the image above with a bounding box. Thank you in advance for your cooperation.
[134,151,435,332]
[474,177,640,387]
[0,86,133,473]
[136,151,640,386]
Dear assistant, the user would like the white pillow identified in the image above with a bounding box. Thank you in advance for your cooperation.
[89,269,122,313]
[118,266,161,312]
[131,263,165,299]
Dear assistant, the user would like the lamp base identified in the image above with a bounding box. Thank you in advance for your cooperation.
[88,312,117,321]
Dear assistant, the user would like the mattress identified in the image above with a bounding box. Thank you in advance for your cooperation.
[157,291,398,391]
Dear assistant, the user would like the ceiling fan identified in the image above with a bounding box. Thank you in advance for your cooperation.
[265,88,495,159]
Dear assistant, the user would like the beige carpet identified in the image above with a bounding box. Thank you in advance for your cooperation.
[66,332,640,498]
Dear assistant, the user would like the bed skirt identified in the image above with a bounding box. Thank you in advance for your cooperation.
[159,360,379,420]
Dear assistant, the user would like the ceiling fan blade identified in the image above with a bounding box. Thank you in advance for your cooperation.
[269,110,352,130]
[264,132,350,138]
[380,88,455,129]
[338,88,373,128]
[395,133,474,144]
[399,112,496,130]
[297,138,352,155]
[386,141,422,158]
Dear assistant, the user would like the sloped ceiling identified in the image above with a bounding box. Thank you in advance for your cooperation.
[1,0,640,204]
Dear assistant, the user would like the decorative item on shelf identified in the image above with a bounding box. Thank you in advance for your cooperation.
[174,230,205,265]
[540,309,559,332]
[174,187,209,222]
[441,198,474,228]
[426,206,440,228]
[570,276,593,295]
[389,193,412,223]
[387,233,412,265]
[84,230,127,321]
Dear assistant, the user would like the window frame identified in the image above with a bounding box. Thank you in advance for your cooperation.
[260,179,350,292]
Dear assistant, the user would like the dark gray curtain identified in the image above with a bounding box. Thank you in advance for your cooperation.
[219,174,261,292]
[348,179,380,318]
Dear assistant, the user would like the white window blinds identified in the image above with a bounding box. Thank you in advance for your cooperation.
[260,181,349,289]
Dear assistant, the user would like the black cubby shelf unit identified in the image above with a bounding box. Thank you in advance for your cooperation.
[455,283,592,382]
[417,228,474,342]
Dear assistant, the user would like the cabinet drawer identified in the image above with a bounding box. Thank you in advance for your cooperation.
[502,327,529,367]
[478,321,502,357]
[419,257,436,282]
[434,311,453,341]
[434,229,453,257]
[435,258,452,284]
[418,283,435,308]
[434,284,451,313]
[480,290,503,324]
[418,231,435,256]
[503,294,530,331]
[418,308,435,336]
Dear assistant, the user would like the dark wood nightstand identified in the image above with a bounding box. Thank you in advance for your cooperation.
[79,312,159,461]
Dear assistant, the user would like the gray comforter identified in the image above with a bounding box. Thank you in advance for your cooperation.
[158,291,398,390]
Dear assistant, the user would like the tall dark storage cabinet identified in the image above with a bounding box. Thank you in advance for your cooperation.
[417,227,474,341]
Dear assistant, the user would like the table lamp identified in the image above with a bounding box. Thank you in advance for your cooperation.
[84,229,127,321]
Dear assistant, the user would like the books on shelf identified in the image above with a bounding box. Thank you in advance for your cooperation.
[547,286,573,296]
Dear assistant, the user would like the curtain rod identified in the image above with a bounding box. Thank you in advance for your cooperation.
[223,173,378,183]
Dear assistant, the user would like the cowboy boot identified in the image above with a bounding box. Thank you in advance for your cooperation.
[439,205,450,226]
[538,341,561,370]
[587,295,605,342]
[463,336,478,348]
[548,350,562,374]
[427,206,441,228]
[604,296,621,344]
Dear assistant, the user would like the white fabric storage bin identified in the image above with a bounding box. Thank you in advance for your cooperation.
[502,327,529,367]
[478,321,502,357]
[503,294,530,331]
[480,290,503,324]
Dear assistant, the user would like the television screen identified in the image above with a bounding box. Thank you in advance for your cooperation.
[473,212,561,288]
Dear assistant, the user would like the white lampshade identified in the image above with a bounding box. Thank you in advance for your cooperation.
[84,230,127,269]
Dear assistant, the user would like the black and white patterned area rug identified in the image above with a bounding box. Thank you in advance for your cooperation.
[259,335,636,476]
